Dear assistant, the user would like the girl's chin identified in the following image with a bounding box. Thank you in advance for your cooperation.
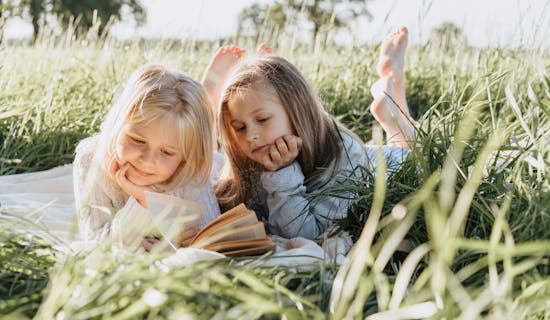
[127,175,153,187]
[248,151,267,163]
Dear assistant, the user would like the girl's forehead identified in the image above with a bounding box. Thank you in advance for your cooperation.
[128,113,173,128]
[126,114,180,141]
[230,81,279,106]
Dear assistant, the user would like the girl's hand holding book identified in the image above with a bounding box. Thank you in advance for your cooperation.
[141,235,161,252]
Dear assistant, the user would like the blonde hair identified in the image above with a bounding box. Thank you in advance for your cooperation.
[95,64,213,191]
[216,55,360,210]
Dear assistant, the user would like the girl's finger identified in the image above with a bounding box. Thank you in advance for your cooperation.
[262,152,277,171]
[142,237,157,252]
[275,137,289,155]
[116,163,129,180]
[108,156,121,179]
[269,144,282,164]
[284,135,298,153]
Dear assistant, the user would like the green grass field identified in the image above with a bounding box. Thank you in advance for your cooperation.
[1,27,549,319]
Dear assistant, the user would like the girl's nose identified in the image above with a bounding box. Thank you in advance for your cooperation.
[246,126,259,142]
[140,148,156,166]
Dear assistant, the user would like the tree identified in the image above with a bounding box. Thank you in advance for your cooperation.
[28,0,45,41]
[53,0,145,36]
[5,0,146,42]
[238,0,371,44]
[429,22,468,49]
[238,2,287,41]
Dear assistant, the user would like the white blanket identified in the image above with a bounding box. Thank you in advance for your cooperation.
[0,165,353,265]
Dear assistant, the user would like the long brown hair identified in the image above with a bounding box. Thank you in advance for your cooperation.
[215,55,359,211]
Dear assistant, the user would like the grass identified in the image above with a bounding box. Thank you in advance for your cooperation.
[0,23,549,319]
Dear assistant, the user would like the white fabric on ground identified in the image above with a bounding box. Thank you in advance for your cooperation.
[0,164,355,266]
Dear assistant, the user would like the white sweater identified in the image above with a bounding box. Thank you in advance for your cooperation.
[73,136,221,244]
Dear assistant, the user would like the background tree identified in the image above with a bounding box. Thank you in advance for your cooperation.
[28,0,45,41]
[5,0,145,42]
[238,0,371,44]
[429,22,468,49]
[53,0,146,37]
[237,2,287,42]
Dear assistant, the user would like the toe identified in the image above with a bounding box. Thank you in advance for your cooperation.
[237,48,247,57]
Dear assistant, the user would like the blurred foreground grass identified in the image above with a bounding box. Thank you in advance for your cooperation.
[1,27,549,319]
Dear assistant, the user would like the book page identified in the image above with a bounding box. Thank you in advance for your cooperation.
[146,191,205,249]
[191,221,266,248]
[220,244,275,257]
[191,204,257,243]
[204,238,273,252]
[195,203,249,233]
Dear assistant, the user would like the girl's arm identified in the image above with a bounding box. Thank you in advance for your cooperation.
[73,138,121,242]
[262,135,366,239]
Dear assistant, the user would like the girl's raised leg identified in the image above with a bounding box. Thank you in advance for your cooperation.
[202,46,246,112]
[375,27,409,118]
[370,27,414,149]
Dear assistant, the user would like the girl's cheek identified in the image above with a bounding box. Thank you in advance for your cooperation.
[115,143,127,160]
[114,135,128,159]
[115,141,136,163]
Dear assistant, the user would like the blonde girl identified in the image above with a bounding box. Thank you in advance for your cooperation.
[73,64,220,249]
[215,28,413,240]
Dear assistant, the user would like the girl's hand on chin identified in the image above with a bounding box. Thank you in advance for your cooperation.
[262,135,302,171]
[108,154,122,180]
[113,162,153,208]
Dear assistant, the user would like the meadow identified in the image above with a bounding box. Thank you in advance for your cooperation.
[0,26,549,319]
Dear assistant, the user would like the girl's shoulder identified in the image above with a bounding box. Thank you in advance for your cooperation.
[210,151,227,183]
[75,136,99,159]
[338,131,367,167]
[73,135,105,184]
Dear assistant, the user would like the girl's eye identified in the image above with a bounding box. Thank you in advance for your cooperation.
[130,136,145,144]
[161,149,174,156]
[234,126,245,132]
[258,117,270,123]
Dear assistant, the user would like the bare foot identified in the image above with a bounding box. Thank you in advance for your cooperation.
[202,46,246,112]
[370,75,415,149]
[257,43,275,55]
[376,27,409,117]
[377,27,407,78]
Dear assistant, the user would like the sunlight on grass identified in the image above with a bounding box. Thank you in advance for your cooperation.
[1,17,549,319]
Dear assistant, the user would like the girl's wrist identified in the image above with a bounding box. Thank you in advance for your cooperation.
[261,161,304,192]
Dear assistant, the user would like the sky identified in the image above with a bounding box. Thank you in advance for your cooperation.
[4,0,550,48]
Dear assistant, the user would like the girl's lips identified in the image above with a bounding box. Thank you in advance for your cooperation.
[252,145,267,153]
[130,163,153,177]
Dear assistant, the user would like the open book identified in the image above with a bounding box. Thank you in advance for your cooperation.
[146,192,274,256]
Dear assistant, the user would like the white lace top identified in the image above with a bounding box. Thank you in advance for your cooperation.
[73,136,221,244]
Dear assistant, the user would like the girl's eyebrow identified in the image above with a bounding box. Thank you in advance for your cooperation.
[126,128,180,152]
[230,119,244,126]
[250,107,267,115]
[126,130,145,138]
